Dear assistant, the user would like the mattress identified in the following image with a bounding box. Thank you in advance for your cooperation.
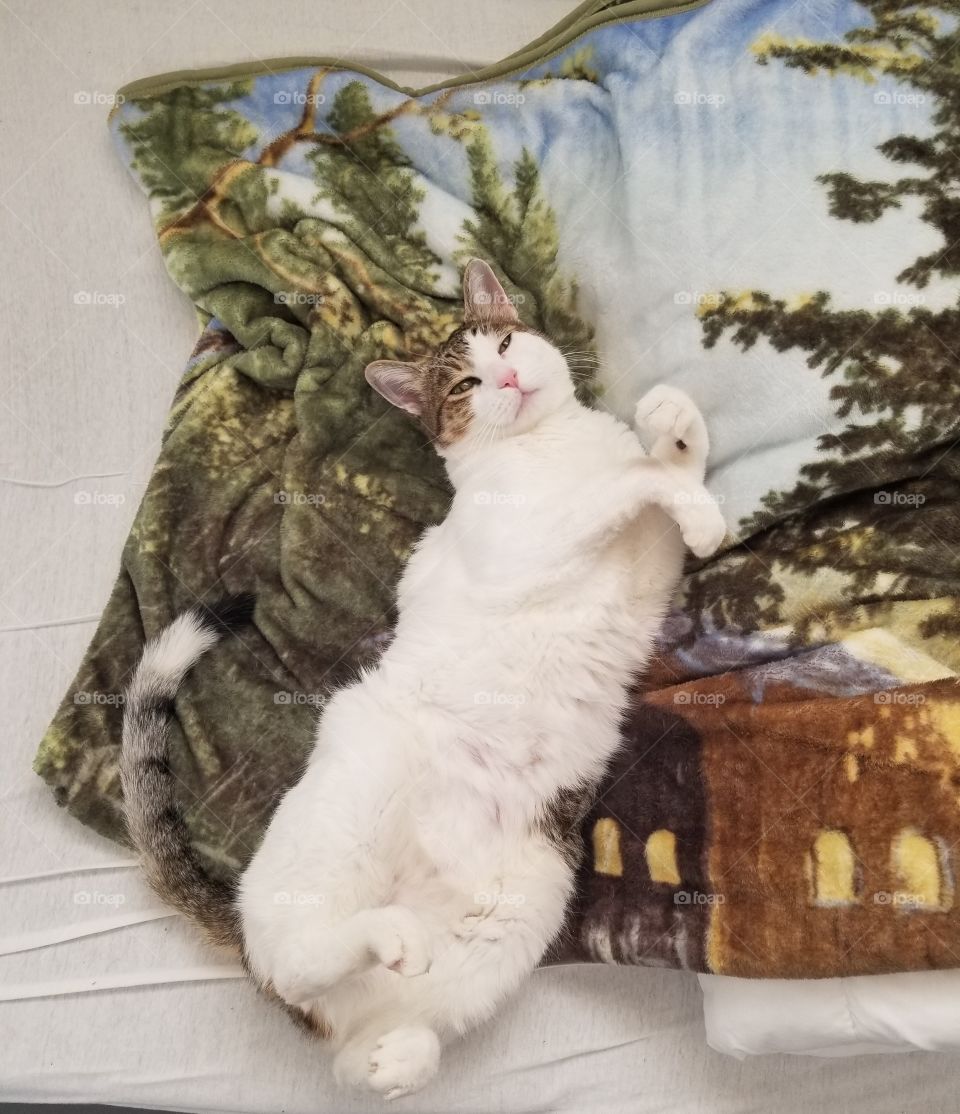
[5,1,960,1111]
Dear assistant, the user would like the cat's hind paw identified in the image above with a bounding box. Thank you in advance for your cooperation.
[368,1026,441,1100]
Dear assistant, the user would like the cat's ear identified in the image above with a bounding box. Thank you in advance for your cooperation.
[463,259,519,326]
[365,360,424,416]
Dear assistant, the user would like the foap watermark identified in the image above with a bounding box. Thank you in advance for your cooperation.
[273,90,326,106]
[474,690,527,706]
[874,491,925,507]
[274,691,327,707]
[674,890,725,906]
[874,90,926,107]
[874,290,925,308]
[874,691,926,706]
[275,490,326,506]
[73,90,125,107]
[673,489,726,505]
[73,291,126,308]
[674,90,726,108]
[873,891,928,908]
[674,291,723,310]
[74,490,126,507]
[273,889,326,905]
[473,90,526,107]
[74,889,126,906]
[474,891,526,906]
[674,691,726,706]
[472,289,526,307]
[275,291,325,307]
[74,690,125,706]
[473,490,526,507]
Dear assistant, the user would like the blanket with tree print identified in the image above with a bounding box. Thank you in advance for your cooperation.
[37,0,960,976]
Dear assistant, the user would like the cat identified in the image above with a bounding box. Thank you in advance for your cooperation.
[120,259,726,1100]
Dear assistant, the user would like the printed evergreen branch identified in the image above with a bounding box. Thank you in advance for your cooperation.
[755,2,960,286]
[683,0,960,642]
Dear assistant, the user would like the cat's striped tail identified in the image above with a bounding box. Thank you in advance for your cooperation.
[120,596,254,951]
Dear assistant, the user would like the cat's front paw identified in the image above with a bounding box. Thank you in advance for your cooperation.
[635,384,699,442]
[369,905,432,977]
[676,500,726,558]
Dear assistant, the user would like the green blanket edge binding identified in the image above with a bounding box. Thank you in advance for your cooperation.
[112,0,713,104]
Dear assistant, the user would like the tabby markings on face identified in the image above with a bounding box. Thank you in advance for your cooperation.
[419,321,534,448]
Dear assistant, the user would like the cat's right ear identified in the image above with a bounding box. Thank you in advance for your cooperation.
[364,360,424,416]
[463,258,519,326]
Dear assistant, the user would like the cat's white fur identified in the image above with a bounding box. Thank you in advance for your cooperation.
[232,262,724,1099]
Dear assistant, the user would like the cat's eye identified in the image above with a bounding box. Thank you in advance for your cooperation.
[498,333,513,355]
[449,376,481,396]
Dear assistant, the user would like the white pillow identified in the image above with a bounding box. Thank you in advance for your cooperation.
[699,971,960,1058]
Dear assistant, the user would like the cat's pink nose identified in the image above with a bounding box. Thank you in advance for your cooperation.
[498,369,519,390]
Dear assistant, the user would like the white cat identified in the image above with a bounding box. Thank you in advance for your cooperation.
[121,259,725,1099]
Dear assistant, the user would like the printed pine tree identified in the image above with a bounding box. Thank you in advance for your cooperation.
[459,134,595,393]
[684,0,960,644]
[119,81,257,221]
[295,80,452,362]
[298,79,594,374]
[307,81,441,287]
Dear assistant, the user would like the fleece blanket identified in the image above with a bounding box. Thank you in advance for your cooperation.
[36,0,960,978]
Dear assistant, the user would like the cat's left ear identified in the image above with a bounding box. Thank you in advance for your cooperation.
[365,360,424,416]
[463,258,519,326]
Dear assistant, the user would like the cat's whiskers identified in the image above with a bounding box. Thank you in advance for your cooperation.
[471,414,500,457]
[556,344,600,360]
[556,348,602,375]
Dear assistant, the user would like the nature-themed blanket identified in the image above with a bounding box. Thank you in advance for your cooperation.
[36,0,960,978]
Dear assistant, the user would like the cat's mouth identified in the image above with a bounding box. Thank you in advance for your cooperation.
[484,383,540,432]
[503,384,537,412]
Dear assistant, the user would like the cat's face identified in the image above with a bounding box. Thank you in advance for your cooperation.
[365,260,575,452]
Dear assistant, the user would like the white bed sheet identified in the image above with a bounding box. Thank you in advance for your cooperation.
[5,1,960,1110]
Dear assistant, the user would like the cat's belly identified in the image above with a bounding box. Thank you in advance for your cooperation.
[383,591,668,718]
[395,507,683,670]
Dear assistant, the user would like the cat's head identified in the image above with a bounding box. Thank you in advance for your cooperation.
[364,260,575,453]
